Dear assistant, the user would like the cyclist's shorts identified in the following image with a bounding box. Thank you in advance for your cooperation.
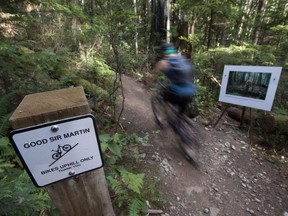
[163,89,191,113]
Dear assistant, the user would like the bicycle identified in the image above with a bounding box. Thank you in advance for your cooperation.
[51,144,72,160]
[151,83,202,164]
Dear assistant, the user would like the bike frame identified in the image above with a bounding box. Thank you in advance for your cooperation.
[151,85,201,164]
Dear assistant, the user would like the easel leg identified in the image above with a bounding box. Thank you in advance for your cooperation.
[239,106,246,128]
[248,108,253,145]
[213,105,228,128]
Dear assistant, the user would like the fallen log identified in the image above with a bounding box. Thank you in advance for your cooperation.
[226,107,288,136]
[226,107,251,125]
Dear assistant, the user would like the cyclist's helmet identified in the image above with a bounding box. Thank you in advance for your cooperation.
[161,43,177,55]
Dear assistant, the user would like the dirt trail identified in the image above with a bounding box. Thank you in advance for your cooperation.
[119,75,288,216]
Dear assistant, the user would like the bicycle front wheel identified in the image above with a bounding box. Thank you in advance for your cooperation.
[177,118,202,164]
[63,144,72,151]
[179,117,201,145]
[151,95,168,128]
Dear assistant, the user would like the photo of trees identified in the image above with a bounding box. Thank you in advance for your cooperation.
[226,71,272,100]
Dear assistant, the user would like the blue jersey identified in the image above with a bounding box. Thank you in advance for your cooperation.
[168,81,197,96]
[165,56,197,96]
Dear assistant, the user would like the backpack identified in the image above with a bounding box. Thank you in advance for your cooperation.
[165,55,195,85]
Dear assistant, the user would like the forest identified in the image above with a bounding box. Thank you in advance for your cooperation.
[0,0,287,215]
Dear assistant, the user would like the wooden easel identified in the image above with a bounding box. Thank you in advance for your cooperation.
[213,104,253,145]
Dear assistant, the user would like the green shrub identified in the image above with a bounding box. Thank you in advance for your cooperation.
[99,133,150,215]
[0,169,53,216]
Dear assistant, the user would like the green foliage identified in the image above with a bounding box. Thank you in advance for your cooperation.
[0,160,13,174]
[0,96,53,216]
[0,137,15,162]
[128,198,147,216]
[201,44,278,68]
[0,41,62,216]
[0,93,15,138]
[122,172,145,194]
[188,83,216,119]
[179,34,202,49]
[99,132,148,165]
[100,133,123,165]
[78,55,115,100]
[107,168,147,216]
[0,42,61,96]
[0,170,52,216]
[99,133,149,215]
[107,169,145,202]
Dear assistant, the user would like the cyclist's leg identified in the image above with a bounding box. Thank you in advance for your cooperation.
[162,91,182,130]
[163,89,178,118]
[163,88,175,105]
[177,95,192,114]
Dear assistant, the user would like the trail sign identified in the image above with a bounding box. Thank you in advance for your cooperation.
[9,114,103,187]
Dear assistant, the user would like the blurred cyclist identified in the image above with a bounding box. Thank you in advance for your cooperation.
[154,43,197,114]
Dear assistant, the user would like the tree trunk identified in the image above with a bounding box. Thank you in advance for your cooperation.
[206,9,215,50]
[166,0,171,43]
[150,0,166,44]
[133,0,139,54]
[253,0,265,44]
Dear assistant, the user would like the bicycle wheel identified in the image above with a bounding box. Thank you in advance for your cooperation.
[151,95,168,128]
[63,144,72,151]
[178,140,199,164]
[177,118,201,164]
[52,153,61,160]
[179,118,201,145]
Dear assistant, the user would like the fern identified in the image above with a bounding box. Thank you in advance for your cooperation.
[0,137,15,160]
[0,92,15,137]
[121,172,144,194]
[128,198,147,216]
[100,133,152,214]
[0,160,13,173]
[0,170,52,216]
[107,167,147,214]
[0,114,12,138]
[107,176,122,195]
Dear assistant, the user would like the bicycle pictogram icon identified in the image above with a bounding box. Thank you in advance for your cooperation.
[51,144,72,160]
[49,143,79,167]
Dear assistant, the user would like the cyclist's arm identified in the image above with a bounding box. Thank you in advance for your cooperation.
[154,59,169,73]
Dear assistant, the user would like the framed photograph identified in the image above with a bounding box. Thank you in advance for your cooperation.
[219,65,282,111]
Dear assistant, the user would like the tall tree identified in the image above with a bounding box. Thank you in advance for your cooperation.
[166,0,171,43]
[253,0,266,44]
[150,0,166,44]
[133,0,139,54]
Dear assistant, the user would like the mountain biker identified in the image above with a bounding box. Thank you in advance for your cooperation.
[153,43,197,114]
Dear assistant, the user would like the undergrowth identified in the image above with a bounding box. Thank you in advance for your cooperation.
[0,129,162,216]
[99,132,163,216]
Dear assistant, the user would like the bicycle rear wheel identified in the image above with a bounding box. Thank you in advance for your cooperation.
[151,95,168,128]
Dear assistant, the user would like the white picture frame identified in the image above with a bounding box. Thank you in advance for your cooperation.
[219,65,282,111]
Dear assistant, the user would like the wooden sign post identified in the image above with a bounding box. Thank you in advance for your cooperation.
[9,87,115,216]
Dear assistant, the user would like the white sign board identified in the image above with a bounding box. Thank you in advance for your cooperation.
[9,114,103,187]
[219,65,282,111]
